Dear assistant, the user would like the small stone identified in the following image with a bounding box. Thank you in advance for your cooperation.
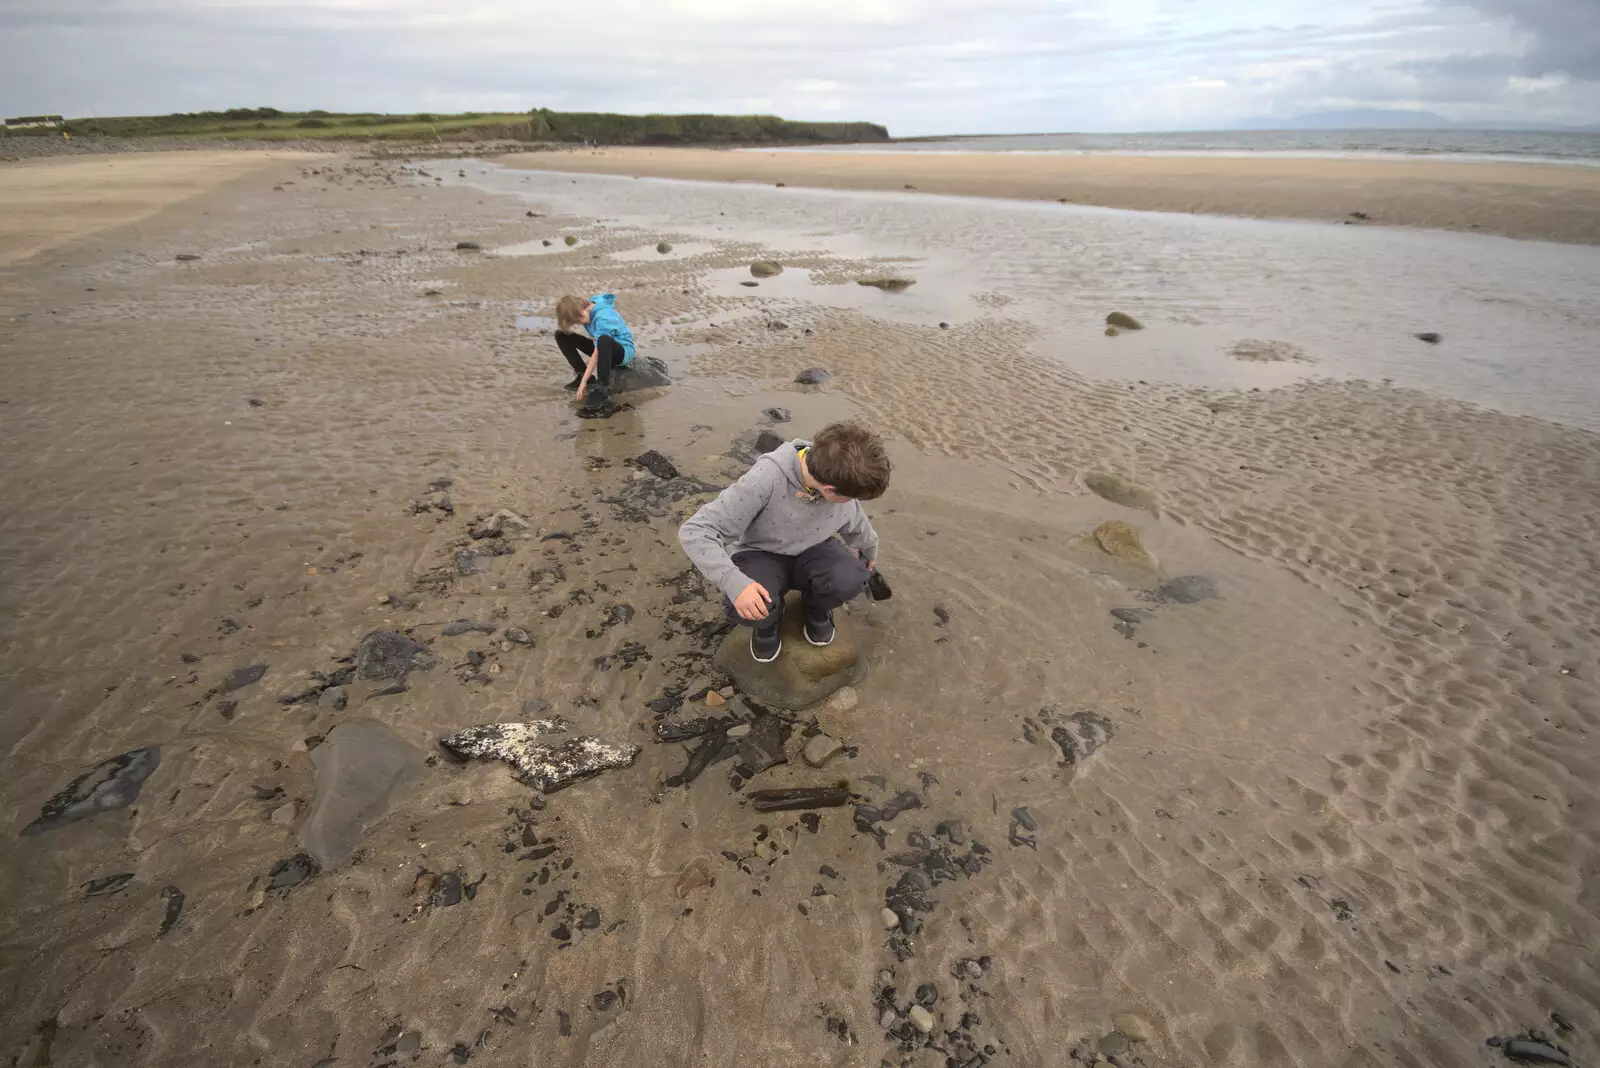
[1414,332,1441,344]
[175,253,201,261]
[827,687,858,713]
[705,690,726,708]
[857,277,915,292]
[939,321,950,329]
[396,1031,421,1057]
[318,685,347,711]
[965,959,984,979]
[908,1005,935,1034]
[1105,311,1143,330]
[803,734,844,768]
[270,801,298,826]
[750,260,783,277]
[880,907,900,929]
[564,235,578,246]
[1114,1014,1154,1043]
[505,628,533,645]
[718,686,735,697]
[880,1008,897,1029]
[726,723,752,738]
[1093,520,1155,568]
[455,241,481,250]
[761,407,791,423]
[221,663,269,693]
[656,241,673,254]
[794,367,833,386]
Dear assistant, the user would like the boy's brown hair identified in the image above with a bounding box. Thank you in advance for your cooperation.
[555,295,590,333]
[807,421,891,500]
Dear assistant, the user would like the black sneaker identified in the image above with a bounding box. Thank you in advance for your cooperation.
[751,620,782,663]
[803,604,835,647]
[563,375,584,391]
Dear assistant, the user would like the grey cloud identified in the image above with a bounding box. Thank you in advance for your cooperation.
[1455,0,1600,78]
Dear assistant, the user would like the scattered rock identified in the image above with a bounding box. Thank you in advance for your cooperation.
[827,686,859,713]
[442,620,497,637]
[857,278,915,292]
[267,852,319,890]
[794,367,834,386]
[1115,1013,1155,1043]
[749,786,850,811]
[909,1005,935,1034]
[634,450,680,480]
[83,873,135,897]
[175,253,201,262]
[1105,311,1144,330]
[299,720,424,869]
[1502,1039,1573,1065]
[21,747,162,836]
[656,241,673,254]
[1093,520,1155,568]
[505,628,533,645]
[739,280,759,287]
[761,407,791,423]
[1084,473,1158,513]
[455,241,481,251]
[355,629,437,681]
[564,236,578,246]
[1415,332,1442,344]
[803,733,845,768]
[318,685,348,711]
[705,689,726,708]
[270,801,298,826]
[469,509,530,539]
[724,722,750,737]
[157,885,185,936]
[221,663,269,693]
[750,260,783,277]
[755,429,787,454]
[440,721,640,792]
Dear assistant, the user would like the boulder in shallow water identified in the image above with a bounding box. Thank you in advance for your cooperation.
[22,747,163,836]
[1084,473,1158,513]
[1105,311,1143,330]
[750,260,783,277]
[712,595,867,710]
[611,356,671,393]
[1092,520,1155,569]
[299,720,423,869]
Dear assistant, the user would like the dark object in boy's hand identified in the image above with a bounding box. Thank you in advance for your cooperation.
[868,569,892,602]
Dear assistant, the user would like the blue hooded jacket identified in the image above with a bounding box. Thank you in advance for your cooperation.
[587,293,636,365]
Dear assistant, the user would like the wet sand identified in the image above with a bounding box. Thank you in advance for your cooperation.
[1,153,1598,1068]
[504,146,1600,244]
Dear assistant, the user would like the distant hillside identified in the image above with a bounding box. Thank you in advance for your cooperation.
[5,107,889,145]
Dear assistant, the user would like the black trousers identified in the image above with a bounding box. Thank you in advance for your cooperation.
[556,331,625,386]
[723,541,869,628]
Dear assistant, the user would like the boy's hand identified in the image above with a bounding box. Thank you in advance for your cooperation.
[733,581,773,621]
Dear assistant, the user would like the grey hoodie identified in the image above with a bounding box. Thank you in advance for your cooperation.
[678,439,880,601]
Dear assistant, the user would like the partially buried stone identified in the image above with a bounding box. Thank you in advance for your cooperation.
[737,712,789,772]
[505,628,533,645]
[750,260,783,277]
[762,407,791,423]
[158,885,185,936]
[794,368,834,386]
[440,721,640,792]
[1105,311,1144,330]
[1084,473,1158,513]
[712,595,865,710]
[564,235,578,246]
[749,786,850,811]
[1502,1040,1572,1066]
[1114,1013,1154,1043]
[355,629,437,680]
[1093,520,1155,568]
[909,1005,935,1034]
[857,277,915,292]
[318,685,347,711]
[755,429,787,454]
[431,871,464,907]
[298,720,423,869]
[268,852,319,890]
[881,907,900,929]
[221,663,269,693]
[83,873,135,897]
[441,620,496,637]
[1148,574,1218,604]
[656,241,673,254]
[803,733,844,768]
[175,253,201,261]
[456,241,481,250]
[1414,332,1441,344]
[21,747,163,836]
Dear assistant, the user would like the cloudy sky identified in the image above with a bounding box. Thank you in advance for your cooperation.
[2,0,1596,133]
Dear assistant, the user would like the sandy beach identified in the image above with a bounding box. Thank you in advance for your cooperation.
[1,151,1597,1068]
[504,146,1600,244]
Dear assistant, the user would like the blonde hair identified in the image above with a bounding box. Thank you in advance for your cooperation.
[555,295,589,333]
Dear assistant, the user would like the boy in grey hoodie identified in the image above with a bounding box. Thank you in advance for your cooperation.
[678,421,890,663]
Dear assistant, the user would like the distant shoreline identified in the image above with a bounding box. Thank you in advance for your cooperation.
[502,145,1600,245]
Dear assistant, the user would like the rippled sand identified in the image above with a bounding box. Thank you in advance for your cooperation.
[1,153,1596,1068]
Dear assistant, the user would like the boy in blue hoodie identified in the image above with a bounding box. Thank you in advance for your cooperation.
[555,293,637,409]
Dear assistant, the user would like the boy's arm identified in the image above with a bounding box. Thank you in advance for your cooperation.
[678,465,778,600]
[836,505,880,567]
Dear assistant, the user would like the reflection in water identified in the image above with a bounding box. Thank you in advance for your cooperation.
[458,165,1600,429]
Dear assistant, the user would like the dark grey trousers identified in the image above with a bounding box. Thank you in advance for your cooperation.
[723,540,869,627]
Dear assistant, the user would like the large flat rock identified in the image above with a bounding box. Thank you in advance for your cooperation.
[712,595,867,710]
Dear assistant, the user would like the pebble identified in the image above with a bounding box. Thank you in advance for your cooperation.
[505,628,532,645]
[964,960,984,980]
[880,907,900,929]
[726,723,752,739]
[270,802,298,827]
[705,690,726,708]
[909,1005,935,1034]
[318,685,347,711]
[828,686,858,713]
[1114,1013,1154,1043]
[803,733,844,768]
[880,1008,897,1029]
